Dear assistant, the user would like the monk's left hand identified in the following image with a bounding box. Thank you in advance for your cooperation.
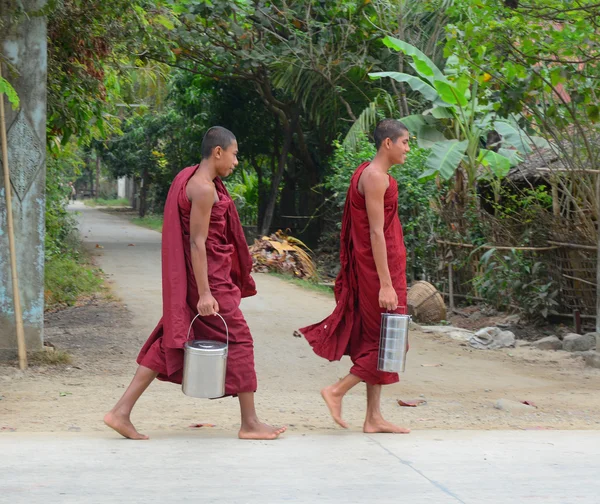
[379,285,398,311]
[197,292,220,316]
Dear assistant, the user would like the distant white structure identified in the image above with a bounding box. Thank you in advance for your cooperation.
[117,176,136,207]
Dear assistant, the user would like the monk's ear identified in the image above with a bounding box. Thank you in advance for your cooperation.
[213,146,222,159]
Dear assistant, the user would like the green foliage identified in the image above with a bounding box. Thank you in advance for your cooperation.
[0,77,19,108]
[84,198,130,207]
[325,135,377,214]
[370,37,546,188]
[45,151,82,260]
[225,169,259,226]
[489,185,552,222]
[324,134,440,279]
[131,214,164,232]
[445,0,600,243]
[45,0,167,148]
[45,255,103,308]
[45,147,103,309]
[472,249,559,323]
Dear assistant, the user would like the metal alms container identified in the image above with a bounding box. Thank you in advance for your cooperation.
[377,312,410,373]
[182,313,228,399]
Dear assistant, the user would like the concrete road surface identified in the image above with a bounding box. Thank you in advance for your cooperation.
[1,430,599,504]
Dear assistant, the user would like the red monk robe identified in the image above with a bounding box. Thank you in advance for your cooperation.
[138,165,258,396]
[300,161,407,385]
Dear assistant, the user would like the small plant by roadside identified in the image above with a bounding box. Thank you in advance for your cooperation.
[29,349,73,366]
[472,248,559,323]
[44,252,104,309]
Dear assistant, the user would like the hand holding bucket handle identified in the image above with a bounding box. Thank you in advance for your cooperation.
[187,312,229,348]
[386,305,408,315]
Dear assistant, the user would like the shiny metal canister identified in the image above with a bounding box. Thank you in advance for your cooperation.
[377,312,410,373]
[182,313,228,399]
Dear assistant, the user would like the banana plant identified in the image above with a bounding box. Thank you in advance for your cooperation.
[369,36,546,189]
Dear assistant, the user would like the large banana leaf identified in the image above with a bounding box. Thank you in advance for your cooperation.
[497,148,523,167]
[369,72,440,103]
[420,139,468,181]
[434,80,468,108]
[382,36,446,84]
[478,149,511,178]
[417,125,447,148]
[399,114,435,133]
[428,106,455,119]
[493,121,533,154]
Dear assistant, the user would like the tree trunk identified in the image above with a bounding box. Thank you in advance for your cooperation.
[260,117,295,236]
[95,155,101,199]
[139,168,149,218]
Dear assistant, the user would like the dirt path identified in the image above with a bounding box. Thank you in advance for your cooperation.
[2,203,600,434]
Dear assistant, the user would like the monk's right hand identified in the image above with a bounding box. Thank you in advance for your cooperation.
[379,285,398,311]
[197,293,219,316]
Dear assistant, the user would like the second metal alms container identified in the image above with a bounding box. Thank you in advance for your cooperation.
[377,312,410,373]
[182,313,229,399]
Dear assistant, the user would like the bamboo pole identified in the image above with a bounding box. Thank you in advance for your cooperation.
[0,64,27,369]
[447,262,455,312]
[436,240,558,251]
[547,240,597,251]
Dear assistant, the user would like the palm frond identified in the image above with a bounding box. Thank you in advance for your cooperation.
[343,91,398,151]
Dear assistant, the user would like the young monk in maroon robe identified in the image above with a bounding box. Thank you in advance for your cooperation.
[299,119,411,434]
[104,126,286,440]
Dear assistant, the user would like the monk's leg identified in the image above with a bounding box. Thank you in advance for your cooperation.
[363,384,410,434]
[321,373,362,429]
[237,392,286,440]
[104,365,158,440]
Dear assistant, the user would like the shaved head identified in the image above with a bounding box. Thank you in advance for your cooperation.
[373,119,408,150]
[201,126,237,159]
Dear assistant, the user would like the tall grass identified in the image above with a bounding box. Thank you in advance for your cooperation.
[84,198,130,207]
[131,214,163,232]
[44,254,103,308]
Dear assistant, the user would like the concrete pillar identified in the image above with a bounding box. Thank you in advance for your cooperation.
[0,0,47,359]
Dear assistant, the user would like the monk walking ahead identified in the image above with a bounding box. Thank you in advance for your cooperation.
[299,119,411,434]
[104,126,286,440]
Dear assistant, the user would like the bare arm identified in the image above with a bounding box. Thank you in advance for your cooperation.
[188,180,219,315]
[363,171,398,311]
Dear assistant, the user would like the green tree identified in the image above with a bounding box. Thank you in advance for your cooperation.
[369,37,545,211]
[445,0,600,241]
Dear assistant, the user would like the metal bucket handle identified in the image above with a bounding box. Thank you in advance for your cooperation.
[186,312,229,348]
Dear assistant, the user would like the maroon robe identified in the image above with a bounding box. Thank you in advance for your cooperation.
[300,162,407,385]
[138,165,258,396]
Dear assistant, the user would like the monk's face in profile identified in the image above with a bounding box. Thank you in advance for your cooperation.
[387,131,410,165]
[214,140,239,178]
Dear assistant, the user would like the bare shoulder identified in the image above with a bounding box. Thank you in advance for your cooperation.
[186,176,216,204]
[360,166,390,196]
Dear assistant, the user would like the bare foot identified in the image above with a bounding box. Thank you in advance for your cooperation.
[321,386,349,429]
[104,411,149,440]
[238,422,287,440]
[363,418,410,434]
